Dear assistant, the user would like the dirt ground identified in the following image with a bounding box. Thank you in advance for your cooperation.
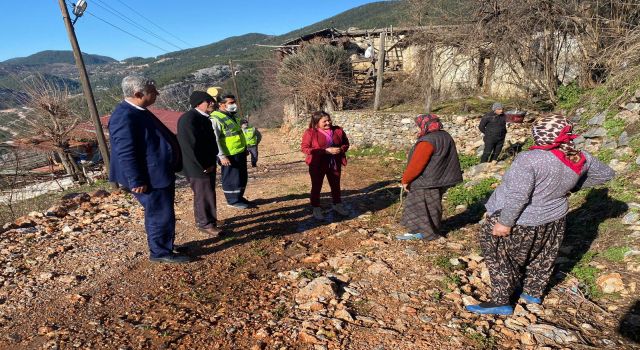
[0,129,638,350]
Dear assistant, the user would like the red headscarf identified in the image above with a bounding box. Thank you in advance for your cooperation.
[529,115,586,174]
[415,114,443,138]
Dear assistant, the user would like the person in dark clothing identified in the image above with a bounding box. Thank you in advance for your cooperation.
[177,91,223,237]
[479,102,507,162]
[109,75,189,264]
[397,114,463,240]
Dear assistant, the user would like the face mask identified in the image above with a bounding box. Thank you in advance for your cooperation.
[226,104,238,113]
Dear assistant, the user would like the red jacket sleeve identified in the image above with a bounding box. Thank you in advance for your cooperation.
[301,129,324,157]
[401,142,435,184]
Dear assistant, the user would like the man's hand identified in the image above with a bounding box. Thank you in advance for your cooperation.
[492,222,512,237]
[220,157,231,166]
[203,166,216,174]
[131,185,148,194]
[401,183,410,192]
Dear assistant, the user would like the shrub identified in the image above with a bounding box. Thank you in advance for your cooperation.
[556,82,583,111]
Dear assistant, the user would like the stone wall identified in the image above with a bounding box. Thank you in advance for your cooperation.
[287,110,532,155]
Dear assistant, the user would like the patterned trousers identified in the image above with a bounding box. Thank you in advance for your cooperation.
[401,187,446,238]
[480,212,566,304]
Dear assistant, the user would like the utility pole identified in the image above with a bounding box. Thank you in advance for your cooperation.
[373,29,386,111]
[57,0,110,172]
[228,59,244,120]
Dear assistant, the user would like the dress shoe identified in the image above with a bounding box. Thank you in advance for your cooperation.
[199,226,223,237]
[149,253,192,264]
[227,202,250,209]
[173,245,190,254]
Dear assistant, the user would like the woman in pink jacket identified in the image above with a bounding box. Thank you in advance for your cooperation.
[301,111,350,220]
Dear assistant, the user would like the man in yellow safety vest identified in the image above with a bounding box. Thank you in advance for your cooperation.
[241,119,261,168]
[210,94,255,209]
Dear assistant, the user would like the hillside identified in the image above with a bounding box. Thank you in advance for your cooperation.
[2,50,117,66]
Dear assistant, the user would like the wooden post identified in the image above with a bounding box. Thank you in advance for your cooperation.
[228,59,244,119]
[424,44,434,113]
[57,0,110,173]
[373,30,386,111]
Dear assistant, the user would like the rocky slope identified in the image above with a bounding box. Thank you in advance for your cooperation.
[0,112,638,349]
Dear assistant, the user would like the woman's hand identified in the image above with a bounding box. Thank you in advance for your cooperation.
[492,222,512,237]
[326,147,341,155]
[401,183,410,192]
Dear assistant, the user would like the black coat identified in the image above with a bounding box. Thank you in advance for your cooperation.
[479,111,507,140]
[177,109,219,178]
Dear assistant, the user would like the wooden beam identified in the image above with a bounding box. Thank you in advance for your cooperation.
[373,30,386,111]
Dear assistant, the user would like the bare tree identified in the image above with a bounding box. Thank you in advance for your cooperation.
[277,44,353,113]
[17,75,87,182]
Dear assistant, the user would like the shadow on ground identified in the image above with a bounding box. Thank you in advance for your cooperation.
[619,299,640,344]
[550,188,628,289]
[182,180,399,258]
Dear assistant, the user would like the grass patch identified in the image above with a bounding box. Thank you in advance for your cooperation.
[445,178,499,209]
[271,304,287,319]
[608,177,638,203]
[459,154,480,170]
[231,256,248,268]
[604,118,626,138]
[570,251,603,299]
[601,246,631,262]
[465,330,497,350]
[596,149,615,164]
[298,269,317,280]
[349,146,407,161]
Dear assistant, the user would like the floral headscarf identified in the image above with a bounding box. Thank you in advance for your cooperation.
[529,114,585,174]
[415,114,443,138]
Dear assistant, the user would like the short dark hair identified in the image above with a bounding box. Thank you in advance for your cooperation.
[219,94,236,103]
[309,111,331,129]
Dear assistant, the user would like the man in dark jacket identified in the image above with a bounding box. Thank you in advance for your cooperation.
[177,91,223,237]
[479,102,507,162]
[109,75,188,264]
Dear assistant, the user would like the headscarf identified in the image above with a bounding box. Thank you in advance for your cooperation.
[415,114,443,138]
[529,114,586,174]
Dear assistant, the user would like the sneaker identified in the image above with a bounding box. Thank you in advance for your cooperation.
[519,293,542,304]
[227,202,250,209]
[466,302,514,315]
[395,233,426,241]
[332,203,349,216]
[312,207,324,220]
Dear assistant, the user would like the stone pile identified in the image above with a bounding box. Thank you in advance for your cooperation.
[0,189,140,324]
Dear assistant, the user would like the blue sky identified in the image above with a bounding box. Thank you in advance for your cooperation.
[0,0,383,62]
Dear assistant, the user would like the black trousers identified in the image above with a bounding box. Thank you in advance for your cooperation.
[247,146,258,167]
[220,152,248,205]
[481,136,505,162]
[186,175,217,229]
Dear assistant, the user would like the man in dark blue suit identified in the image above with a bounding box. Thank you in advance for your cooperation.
[109,75,189,263]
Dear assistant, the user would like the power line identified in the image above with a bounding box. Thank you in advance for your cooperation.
[113,0,195,48]
[85,11,171,54]
[91,0,184,51]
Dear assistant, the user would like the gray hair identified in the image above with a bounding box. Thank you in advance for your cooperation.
[121,75,156,97]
